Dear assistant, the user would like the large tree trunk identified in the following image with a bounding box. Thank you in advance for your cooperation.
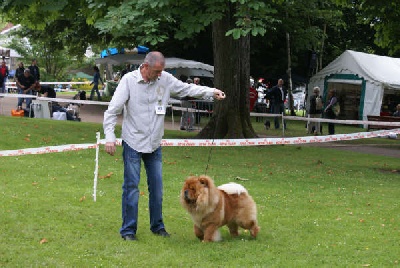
[196,3,257,139]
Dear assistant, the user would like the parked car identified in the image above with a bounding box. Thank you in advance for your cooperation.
[285,86,306,110]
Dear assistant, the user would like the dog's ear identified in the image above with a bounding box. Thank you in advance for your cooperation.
[198,176,209,187]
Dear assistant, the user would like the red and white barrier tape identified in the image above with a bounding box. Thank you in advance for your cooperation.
[0,93,109,106]
[0,143,97,157]
[2,129,399,157]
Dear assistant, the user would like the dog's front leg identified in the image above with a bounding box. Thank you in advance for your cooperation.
[194,225,204,240]
[203,225,221,242]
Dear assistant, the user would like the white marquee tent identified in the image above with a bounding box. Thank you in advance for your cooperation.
[308,50,400,120]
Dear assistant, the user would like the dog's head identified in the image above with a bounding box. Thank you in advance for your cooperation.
[181,175,216,206]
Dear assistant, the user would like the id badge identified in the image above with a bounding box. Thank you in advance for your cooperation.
[155,105,166,115]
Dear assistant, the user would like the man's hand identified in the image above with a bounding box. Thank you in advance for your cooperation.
[105,142,116,156]
[213,89,226,100]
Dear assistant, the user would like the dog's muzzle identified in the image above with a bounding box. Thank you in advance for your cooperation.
[184,190,195,203]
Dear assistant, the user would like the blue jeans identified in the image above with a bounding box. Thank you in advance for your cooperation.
[90,84,102,100]
[17,88,33,109]
[272,102,286,129]
[120,142,165,236]
[0,80,5,93]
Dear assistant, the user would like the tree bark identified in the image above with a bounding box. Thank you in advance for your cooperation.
[318,23,327,72]
[286,31,295,116]
[196,3,257,139]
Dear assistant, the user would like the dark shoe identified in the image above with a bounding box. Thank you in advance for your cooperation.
[180,127,186,130]
[122,234,137,241]
[153,228,170,237]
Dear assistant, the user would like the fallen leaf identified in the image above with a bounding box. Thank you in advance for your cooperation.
[140,191,145,196]
[32,182,39,186]
[99,172,113,179]
[40,238,48,244]
[79,196,86,202]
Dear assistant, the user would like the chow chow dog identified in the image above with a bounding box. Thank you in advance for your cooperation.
[180,175,260,242]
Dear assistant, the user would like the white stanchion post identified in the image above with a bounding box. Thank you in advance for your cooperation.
[93,132,101,202]
[171,105,175,129]
[282,112,285,137]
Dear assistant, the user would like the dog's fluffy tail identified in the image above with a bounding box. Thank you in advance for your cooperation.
[217,182,248,195]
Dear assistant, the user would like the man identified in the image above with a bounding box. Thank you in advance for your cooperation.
[193,77,200,85]
[16,69,36,109]
[89,66,104,100]
[103,51,226,241]
[120,63,131,78]
[193,77,204,124]
[28,59,40,83]
[180,78,195,131]
[0,60,9,94]
[393,104,400,117]
[308,86,323,135]
[266,78,287,129]
[38,85,74,120]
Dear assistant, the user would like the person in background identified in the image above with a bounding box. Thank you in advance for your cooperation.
[14,62,25,104]
[16,69,35,109]
[308,86,323,135]
[193,77,200,85]
[393,104,400,117]
[120,63,131,78]
[15,62,25,80]
[28,59,40,85]
[89,66,104,101]
[193,77,202,124]
[180,78,195,131]
[0,60,9,94]
[266,78,287,129]
[38,85,74,120]
[103,51,226,241]
[324,89,338,135]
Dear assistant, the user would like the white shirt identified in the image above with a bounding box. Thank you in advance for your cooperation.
[103,69,215,153]
[279,87,284,101]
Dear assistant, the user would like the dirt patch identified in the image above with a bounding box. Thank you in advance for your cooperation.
[377,168,400,174]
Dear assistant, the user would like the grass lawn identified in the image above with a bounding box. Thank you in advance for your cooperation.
[0,116,399,267]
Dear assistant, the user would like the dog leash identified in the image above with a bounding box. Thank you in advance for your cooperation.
[204,124,216,175]
[204,99,222,175]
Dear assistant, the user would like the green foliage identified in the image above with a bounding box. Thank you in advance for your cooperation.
[334,0,400,56]
[71,78,92,90]
[92,0,279,45]
[0,116,399,266]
